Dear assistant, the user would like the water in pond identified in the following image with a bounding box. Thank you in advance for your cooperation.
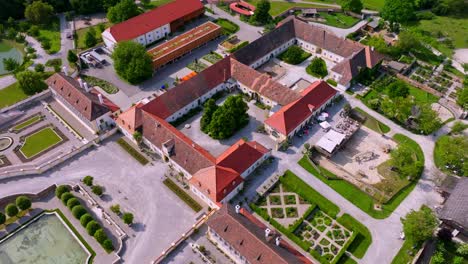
[0,213,90,264]
[0,41,23,75]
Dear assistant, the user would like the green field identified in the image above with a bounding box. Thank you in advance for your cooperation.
[142,0,175,10]
[352,107,390,133]
[247,0,328,16]
[20,127,63,158]
[76,23,111,50]
[0,82,29,109]
[0,42,13,52]
[13,115,42,131]
[36,17,61,54]
[318,12,360,28]
[214,18,239,35]
[408,15,468,56]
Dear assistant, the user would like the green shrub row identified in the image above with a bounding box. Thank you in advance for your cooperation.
[288,204,316,233]
[336,214,372,259]
[229,41,249,53]
[326,79,338,86]
[116,138,149,165]
[163,178,202,212]
[280,170,340,218]
[56,186,114,252]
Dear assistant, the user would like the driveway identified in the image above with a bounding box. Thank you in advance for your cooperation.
[0,75,16,89]
[0,137,199,264]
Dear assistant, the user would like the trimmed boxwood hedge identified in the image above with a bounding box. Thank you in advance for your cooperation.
[116,138,149,165]
[163,178,202,212]
[72,205,88,219]
[86,220,101,236]
[80,213,93,227]
[61,192,74,205]
[55,185,70,198]
[67,198,81,210]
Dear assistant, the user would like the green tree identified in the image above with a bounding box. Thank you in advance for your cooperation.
[456,86,467,110]
[67,197,81,210]
[122,212,134,225]
[206,95,249,139]
[457,243,468,257]
[34,63,45,72]
[133,131,142,143]
[401,206,437,245]
[28,25,40,36]
[280,46,306,65]
[201,99,218,133]
[86,220,101,236]
[72,205,88,219]
[103,239,114,251]
[250,0,271,25]
[15,196,32,211]
[387,80,409,98]
[3,58,20,72]
[341,0,363,13]
[451,121,468,134]
[5,203,18,217]
[140,0,151,5]
[92,185,104,196]
[84,27,98,48]
[0,212,5,225]
[103,0,121,10]
[306,57,328,78]
[61,192,74,205]
[417,105,441,134]
[16,70,48,95]
[55,185,70,198]
[70,0,103,14]
[390,144,423,179]
[382,0,416,24]
[83,175,94,186]
[67,50,78,64]
[80,213,94,227]
[110,204,121,214]
[25,1,54,25]
[107,0,139,24]
[112,41,153,84]
[436,136,467,176]
[94,229,107,244]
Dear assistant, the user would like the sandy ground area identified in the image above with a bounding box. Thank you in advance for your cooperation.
[454,49,468,64]
[319,127,397,184]
[432,103,455,122]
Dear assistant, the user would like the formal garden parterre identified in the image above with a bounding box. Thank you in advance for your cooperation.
[15,125,68,161]
[251,171,372,264]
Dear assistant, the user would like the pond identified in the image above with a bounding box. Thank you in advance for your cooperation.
[0,41,24,75]
[0,212,91,264]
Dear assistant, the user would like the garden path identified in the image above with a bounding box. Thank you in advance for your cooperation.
[0,75,16,90]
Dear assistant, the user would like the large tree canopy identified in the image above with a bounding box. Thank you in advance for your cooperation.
[70,0,104,14]
[25,1,54,25]
[112,41,153,84]
[341,0,363,13]
[382,0,416,24]
[250,0,271,25]
[107,0,139,24]
[401,206,437,245]
[16,70,48,95]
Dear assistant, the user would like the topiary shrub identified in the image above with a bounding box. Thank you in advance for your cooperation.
[15,196,32,211]
[0,212,6,225]
[67,198,81,210]
[5,203,18,217]
[72,205,87,219]
[94,229,107,244]
[55,185,70,198]
[122,212,134,225]
[86,220,101,236]
[102,239,114,251]
[80,213,93,227]
[92,185,103,196]
[83,176,94,186]
[61,192,74,205]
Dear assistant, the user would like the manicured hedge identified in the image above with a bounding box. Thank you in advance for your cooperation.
[61,192,74,205]
[72,205,88,219]
[337,214,372,259]
[229,41,249,53]
[55,185,70,198]
[280,170,340,218]
[86,220,101,236]
[163,178,202,212]
[116,138,149,165]
[288,204,316,232]
[80,213,93,227]
[326,79,338,86]
[67,198,81,210]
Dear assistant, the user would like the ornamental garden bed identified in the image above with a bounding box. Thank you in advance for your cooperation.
[10,113,44,133]
[15,125,68,161]
[251,171,372,263]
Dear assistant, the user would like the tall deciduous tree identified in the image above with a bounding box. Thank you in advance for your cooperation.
[306,57,328,78]
[84,27,98,48]
[250,0,271,25]
[25,1,54,24]
[341,0,363,13]
[67,50,78,64]
[107,0,139,24]
[16,70,47,95]
[201,99,218,133]
[205,95,249,139]
[401,206,437,245]
[382,0,416,24]
[112,41,153,84]
[70,0,103,14]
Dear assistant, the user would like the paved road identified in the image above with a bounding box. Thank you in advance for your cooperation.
[0,75,16,89]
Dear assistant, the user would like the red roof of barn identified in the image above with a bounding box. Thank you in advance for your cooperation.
[107,0,204,42]
[217,139,270,175]
[189,166,244,202]
[264,81,337,136]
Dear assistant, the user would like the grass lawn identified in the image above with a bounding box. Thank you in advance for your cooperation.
[361,0,385,11]
[141,0,174,10]
[391,239,419,264]
[214,18,239,35]
[337,214,372,259]
[248,0,327,16]
[407,15,468,57]
[20,127,63,158]
[36,17,61,54]
[76,23,111,50]
[352,107,391,133]
[278,45,311,65]
[0,82,29,109]
[187,61,209,73]
[317,12,360,28]
[13,115,42,131]
[0,41,13,52]
[408,84,439,104]
[202,52,223,64]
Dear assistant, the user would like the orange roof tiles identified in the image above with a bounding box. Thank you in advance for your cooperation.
[189,166,244,202]
[217,139,270,175]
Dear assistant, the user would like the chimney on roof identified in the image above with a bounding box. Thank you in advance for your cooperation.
[275,236,281,246]
[83,82,90,92]
[235,204,241,214]
[62,66,68,76]
[98,94,104,104]
[265,228,271,238]
[78,78,84,88]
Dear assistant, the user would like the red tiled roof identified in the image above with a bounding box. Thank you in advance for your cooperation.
[217,139,270,175]
[230,1,256,16]
[265,81,337,136]
[107,0,204,42]
[46,73,111,121]
[116,103,143,134]
[142,57,232,119]
[206,205,313,264]
[189,165,244,202]
[142,111,215,175]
